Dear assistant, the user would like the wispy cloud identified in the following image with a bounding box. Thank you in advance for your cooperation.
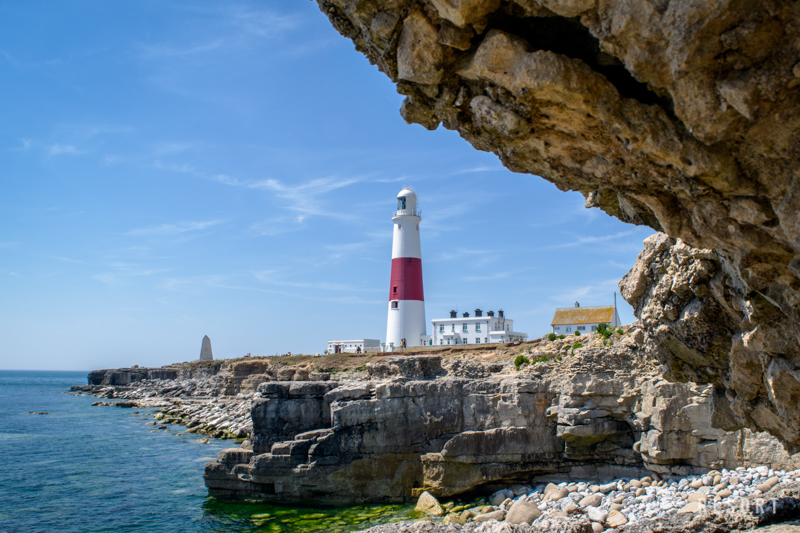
[48,144,82,156]
[48,255,87,264]
[248,176,360,222]
[140,6,306,59]
[127,219,224,236]
[452,165,504,175]
[463,271,518,282]
[0,241,19,248]
[93,262,172,286]
[545,230,635,249]
[254,270,374,292]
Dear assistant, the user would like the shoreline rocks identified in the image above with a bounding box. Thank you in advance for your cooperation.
[358,471,800,533]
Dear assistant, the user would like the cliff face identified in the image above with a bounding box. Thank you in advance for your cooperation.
[204,351,800,503]
[314,0,800,448]
[621,233,800,454]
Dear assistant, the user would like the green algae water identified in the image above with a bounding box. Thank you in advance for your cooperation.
[0,371,416,533]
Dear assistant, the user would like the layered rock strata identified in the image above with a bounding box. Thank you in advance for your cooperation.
[204,350,800,503]
[312,0,800,448]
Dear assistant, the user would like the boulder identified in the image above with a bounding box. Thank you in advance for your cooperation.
[505,499,541,525]
[415,491,445,517]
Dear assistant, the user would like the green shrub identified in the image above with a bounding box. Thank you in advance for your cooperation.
[617,328,624,335]
[558,334,566,339]
[596,323,613,340]
[574,330,580,336]
[547,333,557,341]
[514,354,530,369]
[538,355,549,363]
[573,342,583,350]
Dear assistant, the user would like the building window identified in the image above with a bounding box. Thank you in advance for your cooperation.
[578,326,586,331]
[566,327,572,332]
[475,338,480,344]
[398,197,406,210]
[440,340,443,345]
[475,324,481,332]
[591,325,597,331]
[462,323,468,332]
[447,339,450,345]
[451,325,455,332]
[484,337,488,343]
[555,327,560,331]
[391,301,398,309]
[439,325,444,333]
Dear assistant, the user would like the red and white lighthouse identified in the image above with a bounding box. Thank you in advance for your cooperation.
[386,188,426,349]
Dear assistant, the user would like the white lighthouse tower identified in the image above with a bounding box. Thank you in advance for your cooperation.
[386,188,427,349]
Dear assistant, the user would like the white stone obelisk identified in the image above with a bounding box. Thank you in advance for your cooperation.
[199,335,213,361]
[386,188,426,349]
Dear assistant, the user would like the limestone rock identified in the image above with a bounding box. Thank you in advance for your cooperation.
[505,499,541,524]
[397,12,442,85]
[415,491,445,516]
[605,510,628,528]
[678,501,704,514]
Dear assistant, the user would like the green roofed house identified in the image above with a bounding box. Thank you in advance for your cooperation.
[550,301,621,335]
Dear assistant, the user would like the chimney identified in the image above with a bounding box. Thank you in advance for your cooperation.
[575,301,580,307]
[463,312,470,317]
[487,310,495,317]
[498,308,504,318]
[475,308,482,317]
[450,310,457,318]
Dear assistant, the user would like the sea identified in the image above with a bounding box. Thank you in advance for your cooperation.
[0,371,416,533]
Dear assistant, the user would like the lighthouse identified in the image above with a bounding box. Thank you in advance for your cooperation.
[386,188,427,349]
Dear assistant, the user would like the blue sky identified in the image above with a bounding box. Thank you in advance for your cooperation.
[0,1,654,370]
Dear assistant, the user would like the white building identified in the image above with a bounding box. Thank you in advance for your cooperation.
[327,339,381,354]
[386,188,427,349]
[428,309,528,346]
[550,302,621,334]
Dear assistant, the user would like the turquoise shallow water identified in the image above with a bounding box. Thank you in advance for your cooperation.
[0,371,415,533]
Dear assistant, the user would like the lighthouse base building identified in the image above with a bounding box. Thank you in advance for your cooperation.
[428,308,527,346]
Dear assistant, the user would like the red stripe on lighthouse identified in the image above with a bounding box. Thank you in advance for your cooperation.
[389,257,424,301]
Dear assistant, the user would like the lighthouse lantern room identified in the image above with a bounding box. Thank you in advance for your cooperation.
[386,188,427,349]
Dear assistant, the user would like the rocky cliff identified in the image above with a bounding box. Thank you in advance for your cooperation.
[312,0,800,448]
[621,233,800,454]
[204,345,800,503]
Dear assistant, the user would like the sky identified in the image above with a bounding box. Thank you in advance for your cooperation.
[0,1,654,371]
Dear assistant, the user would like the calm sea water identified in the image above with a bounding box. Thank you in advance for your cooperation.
[0,371,415,533]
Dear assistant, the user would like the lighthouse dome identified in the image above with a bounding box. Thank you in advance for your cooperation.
[396,188,418,216]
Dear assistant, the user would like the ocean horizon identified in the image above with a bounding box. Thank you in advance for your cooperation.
[0,370,414,532]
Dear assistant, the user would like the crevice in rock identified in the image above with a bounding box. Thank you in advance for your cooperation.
[484,12,675,115]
